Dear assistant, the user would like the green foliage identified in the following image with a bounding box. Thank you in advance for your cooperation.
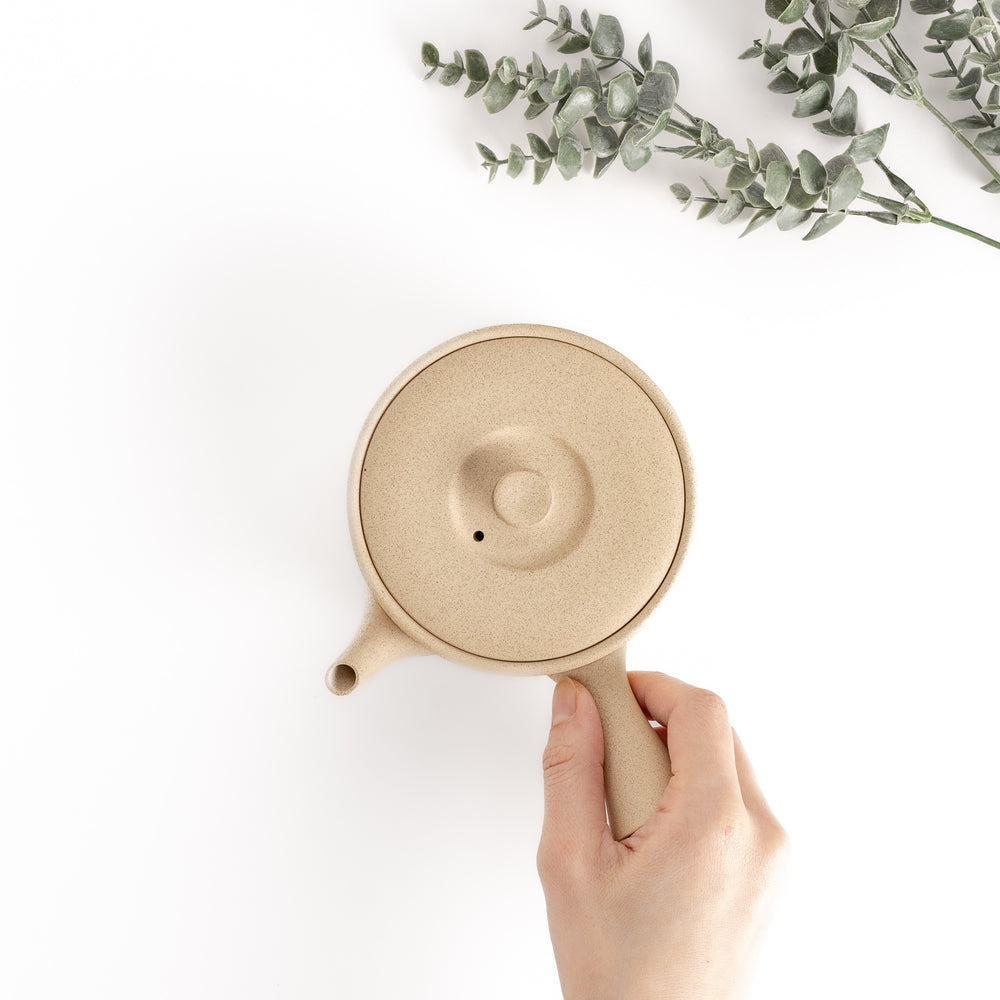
[421,4,1000,249]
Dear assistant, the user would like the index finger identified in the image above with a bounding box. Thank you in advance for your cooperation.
[627,670,741,793]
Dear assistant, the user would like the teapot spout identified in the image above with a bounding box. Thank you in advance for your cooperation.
[327,593,428,695]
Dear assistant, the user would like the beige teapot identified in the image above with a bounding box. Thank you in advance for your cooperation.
[329,324,694,839]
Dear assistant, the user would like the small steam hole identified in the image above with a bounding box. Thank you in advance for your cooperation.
[473,530,485,541]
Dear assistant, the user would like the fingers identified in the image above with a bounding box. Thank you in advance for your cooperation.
[537,678,612,873]
[627,671,740,796]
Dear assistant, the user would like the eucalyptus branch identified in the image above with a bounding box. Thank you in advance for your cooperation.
[421,3,1000,249]
[782,0,1000,189]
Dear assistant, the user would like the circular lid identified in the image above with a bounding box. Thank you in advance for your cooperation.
[353,326,691,667]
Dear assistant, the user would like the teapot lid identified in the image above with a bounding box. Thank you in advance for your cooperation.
[350,324,692,668]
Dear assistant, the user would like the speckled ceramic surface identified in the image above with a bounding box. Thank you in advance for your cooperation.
[330,323,694,839]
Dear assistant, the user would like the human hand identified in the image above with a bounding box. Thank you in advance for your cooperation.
[536,671,789,1000]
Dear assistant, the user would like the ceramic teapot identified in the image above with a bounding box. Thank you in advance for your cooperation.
[329,323,694,839]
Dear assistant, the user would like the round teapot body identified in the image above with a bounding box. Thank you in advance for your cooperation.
[347,323,694,676]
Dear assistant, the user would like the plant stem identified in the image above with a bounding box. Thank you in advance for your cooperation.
[917,91,1000,185]
[827,10,1000,188]
[927,213,1000,248]
[687,194,1000,248]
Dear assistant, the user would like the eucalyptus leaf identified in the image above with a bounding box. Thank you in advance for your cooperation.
[533,157,552,184]
[653,61,680,88]
[847,124,889,162]
[638,71,678,119]
[638,109,674,146]
[769,70,804,94]
[581,8,594,33]
[758,142,790,168]
[557,34,591,53]
[584,116,620,157]
[421,42,440,68]
[507,144,526,178]
[748,138,761,172]
[826,161,864,211]
[526,132,553,161]
[974,127,1000,154]
[765,160,793,206]
[554,86,600,134]
[639,33,653,72]
[714,145,738,168]
[775,0,810,25]
[797,148,828,193]
[854,65,898,94]
[802,211,847,240]
[744,182,769,208]
[594,152,618,177]
[948,82,981,100]
[815,0,831,34]
[910,0,949,12]
[776,204,812,230]
[498,56,518,84]
[475,142,497,163]
[784,177,822,209]
[556,135,584,178]
[726,163,757,189]
[836,32,855,75]
[465,50,490,82]
[926,10,975,40]
[970,15,993,36]
[740,208,777,237]
[590,14,625,59]
[813,41,839,75]
[866,0,901,21]
[670,182,693,202]
[793,80,831,117]
[824,152,854,182]
[784,27,825,55]
[831,87,859,133]
[620,123,653,170]
[698,200,719,220]
[847,17,895,40]
[439,63,463,86]
[578,57,602,95]
[552,62,571,98]
[482,68,518,112]
[888,49,918,82]
[718,191,747,223]
[607,71,639,120]
[813,117,846,137]
[592,100,616,126]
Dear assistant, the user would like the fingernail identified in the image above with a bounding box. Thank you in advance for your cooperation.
[552,677,577,725]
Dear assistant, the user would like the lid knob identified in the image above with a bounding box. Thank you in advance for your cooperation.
[492,470,552,527]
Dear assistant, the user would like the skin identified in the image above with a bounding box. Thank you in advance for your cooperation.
[537,671,790,1000]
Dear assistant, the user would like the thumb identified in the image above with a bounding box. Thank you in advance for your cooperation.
[538,677,610,864]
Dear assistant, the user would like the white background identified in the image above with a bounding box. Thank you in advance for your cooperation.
[2,1,998,997]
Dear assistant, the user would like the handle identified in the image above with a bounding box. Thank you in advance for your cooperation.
[566,645,672,840]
